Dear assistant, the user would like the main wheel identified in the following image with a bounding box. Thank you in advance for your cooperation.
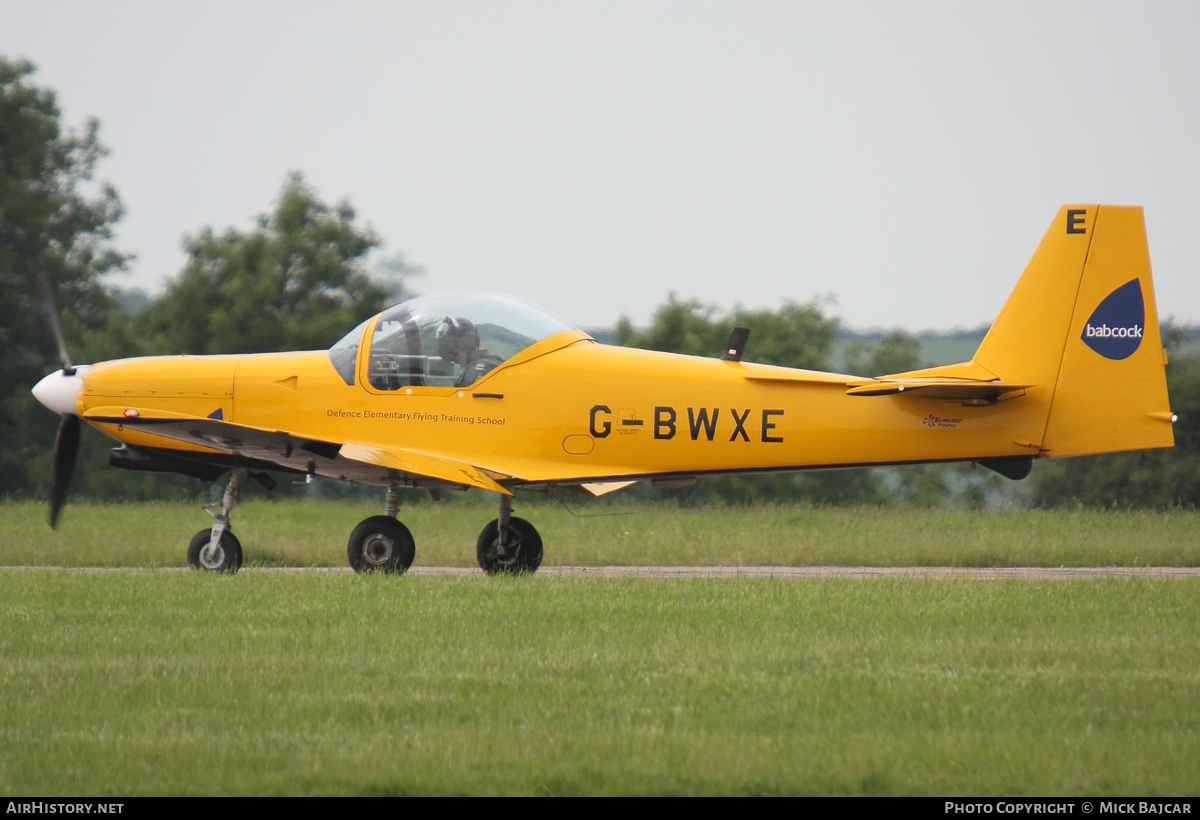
[476,516,543,575]
[187,528,243,573]
[347,515,415,574]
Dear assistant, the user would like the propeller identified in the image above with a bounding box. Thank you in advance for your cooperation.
[48,414,81,528]
[36,271,75,375]
[34,271,83,528]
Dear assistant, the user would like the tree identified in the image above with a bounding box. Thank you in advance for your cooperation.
[615,293,838,370]
[137,172,408,355]
[842,329,923,377]
[0,57,128,497]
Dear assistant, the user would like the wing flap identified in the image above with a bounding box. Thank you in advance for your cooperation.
[339,442,512,494]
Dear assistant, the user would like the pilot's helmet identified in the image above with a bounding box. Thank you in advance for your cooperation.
[435,316,479,361]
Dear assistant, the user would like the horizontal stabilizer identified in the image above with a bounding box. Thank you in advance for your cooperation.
[844,378,1033,402]
[742,370,854,386]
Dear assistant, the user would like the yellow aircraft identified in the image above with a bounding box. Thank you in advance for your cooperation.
[32,205,1176,574]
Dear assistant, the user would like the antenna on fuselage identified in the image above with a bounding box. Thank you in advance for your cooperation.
[721,327,750,362]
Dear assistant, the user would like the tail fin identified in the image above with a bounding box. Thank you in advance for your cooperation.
[897,205,1174,458]
[972,205,1098,396]
[1033,205,1174,456]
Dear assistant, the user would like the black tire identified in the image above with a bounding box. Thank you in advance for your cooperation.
[187,528,243,573]
[476,516,543,575]
[347,515,415,574]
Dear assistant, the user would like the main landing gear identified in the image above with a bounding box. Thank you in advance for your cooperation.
[347,485,415,573]
[345,486,543,576]
[476,493,543,575]
[188,470,244,573]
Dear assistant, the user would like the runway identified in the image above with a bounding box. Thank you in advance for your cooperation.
[4,565,1200,578]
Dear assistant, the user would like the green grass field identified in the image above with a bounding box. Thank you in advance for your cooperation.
[2,500,1198,795]
[1,572,1197,795]
[3,498,1199,568]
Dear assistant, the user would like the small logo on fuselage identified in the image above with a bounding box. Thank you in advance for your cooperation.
[1081,279,1145,361]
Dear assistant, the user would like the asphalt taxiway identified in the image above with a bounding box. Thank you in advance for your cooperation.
[4,565,1199,578]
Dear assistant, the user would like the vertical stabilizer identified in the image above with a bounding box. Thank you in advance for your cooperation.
[1039,206,1174,456]
[950,205,1100,453]
[972,205,1096,394]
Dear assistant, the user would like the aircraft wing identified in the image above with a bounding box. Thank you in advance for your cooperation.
[82,406,514,493]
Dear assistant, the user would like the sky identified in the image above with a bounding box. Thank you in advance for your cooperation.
[3,1,1198,331]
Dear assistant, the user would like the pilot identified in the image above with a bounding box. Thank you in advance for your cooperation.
[436,317,504,386]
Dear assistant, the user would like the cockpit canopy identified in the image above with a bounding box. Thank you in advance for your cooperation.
[328,292,574,389]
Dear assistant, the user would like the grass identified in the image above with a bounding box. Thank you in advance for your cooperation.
[1,572,1197,795]
[3,500,1197,794]
[2,497,1199,568]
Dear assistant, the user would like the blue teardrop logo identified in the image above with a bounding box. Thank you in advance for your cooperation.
[1081,279,1144,360]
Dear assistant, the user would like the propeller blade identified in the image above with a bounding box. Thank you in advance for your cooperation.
[36,272,75,374]
[48,414,81,529]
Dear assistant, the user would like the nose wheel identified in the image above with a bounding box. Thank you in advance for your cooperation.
[187,528,243,573]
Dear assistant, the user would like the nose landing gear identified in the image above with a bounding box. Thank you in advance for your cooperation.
[188,470,244,573]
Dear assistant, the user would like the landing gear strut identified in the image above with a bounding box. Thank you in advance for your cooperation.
[477,493,543,575]
[188,470,244,573]
[347,483,415,573]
